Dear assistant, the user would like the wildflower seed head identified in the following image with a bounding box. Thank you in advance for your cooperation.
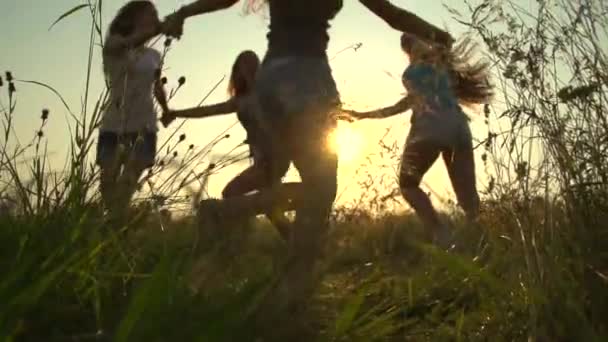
[179,133,186,142]
[173,151,178,157]
[0,76,3,87]
[37,130,44,138]
[164,38,172,47]
[224,134,230,139]
[209,163,216,170]
[41,109,49,121]
[161,76,168,85]
[178,76,186,86]
[5,71,13,82]
[189,144,194,150]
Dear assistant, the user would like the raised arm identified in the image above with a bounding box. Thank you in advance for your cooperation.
[347,96,411,120]
[163,0,240,38]
[359,0,454,47]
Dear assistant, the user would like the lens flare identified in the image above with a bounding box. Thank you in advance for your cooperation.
[328,121,364,163]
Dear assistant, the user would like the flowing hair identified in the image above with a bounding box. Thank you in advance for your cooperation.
[402,33,494,106]
[244,0,267,14]
[107,1,155,37]
[228,50,260,97]
[446,38,494,106]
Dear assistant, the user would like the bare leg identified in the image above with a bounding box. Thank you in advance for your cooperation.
[100,162,120,215]
[401,187,442,229]
[115,158,147,220]
[285,139,338,310]
[399,141,444,240]
[222,165,292,240]
[443,145,480,222]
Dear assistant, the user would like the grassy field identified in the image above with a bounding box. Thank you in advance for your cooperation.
[0,199,606,341]
[1,0,607,341]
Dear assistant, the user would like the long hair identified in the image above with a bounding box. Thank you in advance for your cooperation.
[108,1,155,37]
[244,0,266,14]
[446,38,494,106]
[228,50,260,97]
[401,34,494,106]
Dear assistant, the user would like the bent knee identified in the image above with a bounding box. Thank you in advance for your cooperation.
[399,171,422,189]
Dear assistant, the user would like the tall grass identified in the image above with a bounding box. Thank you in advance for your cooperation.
[0,0,606,341]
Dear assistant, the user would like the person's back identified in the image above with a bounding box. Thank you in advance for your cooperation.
[235,94,260,146]
[403,62,469,147]
[102,47,161,134]
[265,0,342,59]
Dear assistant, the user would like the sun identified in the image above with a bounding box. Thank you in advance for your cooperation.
[328,121,364,163]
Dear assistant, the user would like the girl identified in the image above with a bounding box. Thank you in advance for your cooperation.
[98,1,169,219]
[161,50,291,240]
[346,33,493,246]
[161,0,454,311]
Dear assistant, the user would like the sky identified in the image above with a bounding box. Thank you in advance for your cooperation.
[0,0,491,209]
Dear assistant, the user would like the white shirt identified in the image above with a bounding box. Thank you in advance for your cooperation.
[100,46,161,133]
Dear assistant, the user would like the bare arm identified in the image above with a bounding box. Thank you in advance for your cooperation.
[178,0,240,18]
[163,0,240,38]
[173,97,238,119]
[347,97,411,120]
[359,0,454,46]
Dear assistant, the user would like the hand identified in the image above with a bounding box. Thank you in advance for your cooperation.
[162,11,185,39]
[160,110,176,128]
[335,110,358,122]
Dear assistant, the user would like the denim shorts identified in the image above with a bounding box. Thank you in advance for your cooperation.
[254,56,340,148]
[96,131,157,168]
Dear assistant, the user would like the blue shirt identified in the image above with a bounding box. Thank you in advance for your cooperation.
[401,62,470,146]
[402,62,460,118]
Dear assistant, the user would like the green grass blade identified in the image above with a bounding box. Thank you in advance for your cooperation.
[48,4,90,31]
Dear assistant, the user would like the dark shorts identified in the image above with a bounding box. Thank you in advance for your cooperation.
[96,131,157,168]
[399,138,473,188]
[255,57,340,145]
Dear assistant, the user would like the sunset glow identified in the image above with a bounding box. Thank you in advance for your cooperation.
[329,121,364,163]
